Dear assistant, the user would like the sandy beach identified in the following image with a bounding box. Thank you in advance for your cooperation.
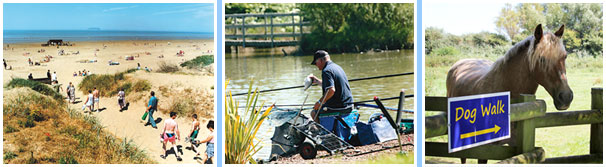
[3,39,215,164]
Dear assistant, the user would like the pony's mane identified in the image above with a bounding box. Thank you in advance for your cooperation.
[493,33,563,73]
[527,33,563,72]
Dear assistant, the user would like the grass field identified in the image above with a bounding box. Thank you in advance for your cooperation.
[425,52,603,162]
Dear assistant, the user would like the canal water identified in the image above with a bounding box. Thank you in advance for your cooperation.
[226,49,415,160]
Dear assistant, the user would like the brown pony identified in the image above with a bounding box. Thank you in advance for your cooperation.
[446,24,573,110]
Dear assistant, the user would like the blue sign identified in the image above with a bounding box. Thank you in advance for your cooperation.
[448,92,510,153]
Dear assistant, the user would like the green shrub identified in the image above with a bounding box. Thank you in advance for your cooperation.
[4,125,18,133]
[4,151,17,160]
[180,55,214,69]
[58,155,78,164]
[434,46,459,56]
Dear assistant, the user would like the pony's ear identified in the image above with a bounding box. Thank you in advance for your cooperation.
[534,24,543,43]
[555,25,565,38]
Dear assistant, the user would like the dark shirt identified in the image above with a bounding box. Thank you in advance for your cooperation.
[148,96,158,110]
[321,61,353,109]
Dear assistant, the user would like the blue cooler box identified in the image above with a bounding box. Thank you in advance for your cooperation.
[318,110,359,142]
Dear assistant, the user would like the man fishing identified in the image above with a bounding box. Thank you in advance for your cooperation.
[308,50,354,122]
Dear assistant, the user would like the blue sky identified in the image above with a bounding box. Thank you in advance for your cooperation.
[4,3,214,32]
[424,2,506,35]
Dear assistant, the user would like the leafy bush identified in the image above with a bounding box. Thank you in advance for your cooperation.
[299,3,414,53]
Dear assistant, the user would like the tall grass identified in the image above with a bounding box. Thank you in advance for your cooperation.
[158,87,214,119]
[225,80,273,164]
[3,87,153,164]
[6,78,64,103]
[180,55,214,69]
[157,61,180,73]
[78,69,150,97]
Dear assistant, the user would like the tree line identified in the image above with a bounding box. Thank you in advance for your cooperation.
[225,3,414,54]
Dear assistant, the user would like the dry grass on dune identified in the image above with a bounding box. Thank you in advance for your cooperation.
[78,69,151,98]
[3,87,154,164]
[156,85,214,119]
[157,61,180,73]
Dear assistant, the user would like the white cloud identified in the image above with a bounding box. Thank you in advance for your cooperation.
[152,4,213,17]
[103,5,138,13]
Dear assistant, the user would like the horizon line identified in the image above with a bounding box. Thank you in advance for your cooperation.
[3,29,213,33]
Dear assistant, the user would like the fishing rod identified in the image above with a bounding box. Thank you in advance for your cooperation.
[230,72,414,96]
[237,94,414,108]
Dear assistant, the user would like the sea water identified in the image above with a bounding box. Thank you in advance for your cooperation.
[3,30,213,43]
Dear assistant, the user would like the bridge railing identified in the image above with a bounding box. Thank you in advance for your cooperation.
[425,87,603,164]
[225,12,310,48]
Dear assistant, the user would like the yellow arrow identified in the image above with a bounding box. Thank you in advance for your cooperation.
[460,125,501,139]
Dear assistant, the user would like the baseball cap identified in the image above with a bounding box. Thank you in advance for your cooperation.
[311,50,329,65]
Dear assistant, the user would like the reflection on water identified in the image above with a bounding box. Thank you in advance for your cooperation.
[226,49,415,160]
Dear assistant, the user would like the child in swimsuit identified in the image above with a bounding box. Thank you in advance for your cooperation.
[188,114,201,158]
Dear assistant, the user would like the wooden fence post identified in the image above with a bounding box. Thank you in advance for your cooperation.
[241,16,246,48]
[590,88,603,154]
[514,94,537,154]
[292,13,296,41]
[270,15,274,48]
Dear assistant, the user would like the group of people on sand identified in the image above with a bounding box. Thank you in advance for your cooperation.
[142,91,214,163]
[82,87,101,113]
[136,63,152,72]
[73,69,91,77]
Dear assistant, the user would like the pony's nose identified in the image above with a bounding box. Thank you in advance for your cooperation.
[558,91,573,103]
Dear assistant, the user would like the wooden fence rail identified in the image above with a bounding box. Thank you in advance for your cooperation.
[425,87,603,164]
[225,12,310,48]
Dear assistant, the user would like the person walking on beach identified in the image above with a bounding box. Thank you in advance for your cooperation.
[66,82,72,101]
[118,88,125,111]
[308,50,354,122]
[4,59,7,69]
[197,120,214,164]
[51,71,58,82]
[161,112,181,161]
[93,87,100,112]
[51,81,63,93]
[145,91,158,128]
[187,114,201,157]
[83,90,94,113]
[68,82,76,103]
[47,70,51,79]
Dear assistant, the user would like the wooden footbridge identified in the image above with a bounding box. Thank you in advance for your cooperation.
[425,88,603,164]
[225,12,310,49]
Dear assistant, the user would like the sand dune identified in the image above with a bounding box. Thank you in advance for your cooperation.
[3,39,215,164]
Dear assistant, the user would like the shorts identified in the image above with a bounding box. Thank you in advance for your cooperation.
[118,99,124,106]
[189,130,199,143]
[94,98,100,103]
[163,133,176,143]
[206,143,214,158]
